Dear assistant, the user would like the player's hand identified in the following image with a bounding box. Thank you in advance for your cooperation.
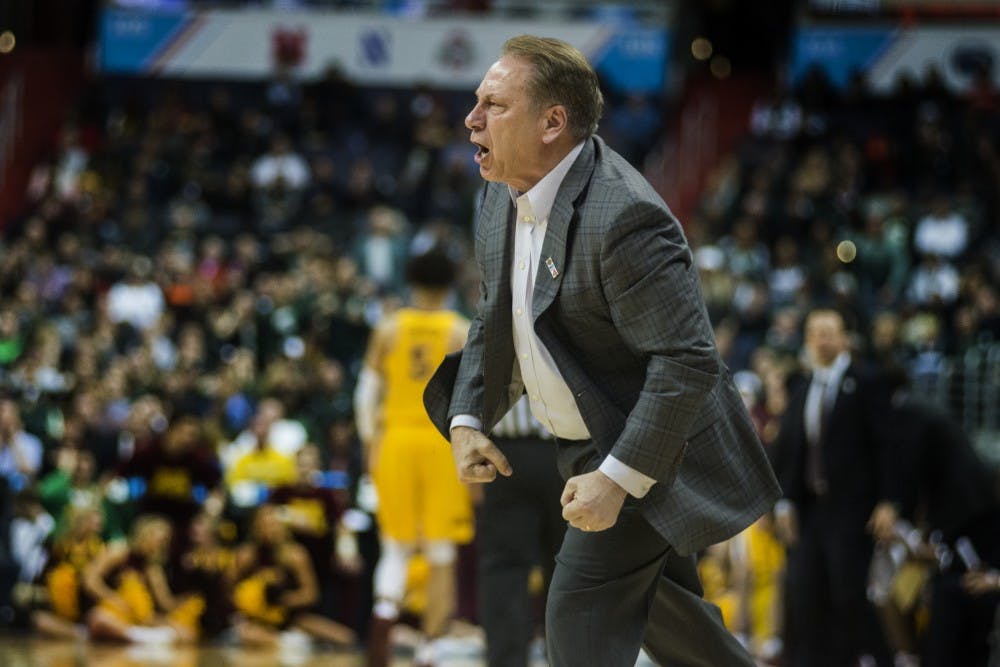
[450,426,511,483]
[963,569,1000,595]
[867,501,898,542]
[560,470,627,532]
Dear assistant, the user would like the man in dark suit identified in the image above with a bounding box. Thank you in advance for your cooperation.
[423,35,780,666]
[771,309,899,666]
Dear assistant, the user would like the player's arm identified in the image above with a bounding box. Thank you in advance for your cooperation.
[82,544,130,611]
[447,316,471,355]
[355,315,396,472]
[232,543,257,582]
[279,543,319,609]
[145,560,179,612]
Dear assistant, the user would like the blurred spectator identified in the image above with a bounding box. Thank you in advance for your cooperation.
[225,404,298,508]
[37,449,113,537]
[352,206,411,294]
[770,309,898,667]
[116,413,222,549]
[32,505,105,640]
[84,515,196,644]
[231,504,355,648]
[768,236,806,309]
[853,203,909,310]
[251,133,310,192]
[271,445,359,619]
[9,490,54,585]
[0,310,24,367]
[720,218,770,282]
[0,398,43,488]
[885,369,1000,666]
[914,196,969,260]
[750,88,803,141]
[907,255,960,307]
[222,397,307,471]
[105,258,165,332]
[170,513,235,641]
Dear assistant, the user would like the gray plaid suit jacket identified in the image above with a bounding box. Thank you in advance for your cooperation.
[424,136,780,555]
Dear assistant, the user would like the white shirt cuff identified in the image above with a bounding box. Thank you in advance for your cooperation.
[450,415,483,434]
[599,456,656,499]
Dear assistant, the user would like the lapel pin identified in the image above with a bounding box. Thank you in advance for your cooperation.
[545,257,559,279]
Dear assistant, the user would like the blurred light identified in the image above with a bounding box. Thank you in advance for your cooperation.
[691,37,712,61]
[710,55,731,79]
[836,240,857,263]
[0,31,14,54]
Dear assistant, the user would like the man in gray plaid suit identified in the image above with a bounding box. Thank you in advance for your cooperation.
[423,35,781,666]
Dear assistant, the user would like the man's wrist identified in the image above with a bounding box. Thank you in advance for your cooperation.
[450,414,483,434]
[599,456,656,498]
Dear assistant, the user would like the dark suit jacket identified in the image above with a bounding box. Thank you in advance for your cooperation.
[423,136,780,556]
[771,362,899,527]
[890,396,999,553]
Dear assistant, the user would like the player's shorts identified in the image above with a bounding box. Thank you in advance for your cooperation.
[372,425,473,544]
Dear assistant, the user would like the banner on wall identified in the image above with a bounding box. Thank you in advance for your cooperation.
[98,9,670,94]
[791,24,1000,92]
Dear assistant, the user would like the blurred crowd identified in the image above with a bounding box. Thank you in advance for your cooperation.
[688,63,1000,666]
[0,51,998,664]
[0,67,661,655]
[694,63,1000,375]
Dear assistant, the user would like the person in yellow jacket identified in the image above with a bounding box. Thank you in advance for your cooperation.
[355,237,472,667]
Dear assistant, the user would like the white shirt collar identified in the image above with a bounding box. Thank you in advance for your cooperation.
[813,351,851,382]
[508,141,585,224]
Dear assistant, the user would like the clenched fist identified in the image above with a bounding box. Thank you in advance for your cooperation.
[450,426,512,483]
[560,470,627,532]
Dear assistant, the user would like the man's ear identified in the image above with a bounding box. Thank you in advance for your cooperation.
[541,105,568,144]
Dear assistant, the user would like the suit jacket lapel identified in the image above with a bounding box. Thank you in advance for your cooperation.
[532,138,596,321]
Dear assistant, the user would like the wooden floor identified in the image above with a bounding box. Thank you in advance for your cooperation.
[0,634,651,666]
[0,636,408,667]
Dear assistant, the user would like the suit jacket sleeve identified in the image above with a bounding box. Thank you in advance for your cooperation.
[422,291,487,441]
[600,200,722,483]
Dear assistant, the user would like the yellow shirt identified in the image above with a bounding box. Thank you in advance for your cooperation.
[382,308,463,428]
[226,447,297,488]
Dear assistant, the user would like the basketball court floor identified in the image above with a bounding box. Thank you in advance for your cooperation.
[0,635,556,667]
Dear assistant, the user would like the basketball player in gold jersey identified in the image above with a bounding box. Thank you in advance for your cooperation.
[355,238,472,667]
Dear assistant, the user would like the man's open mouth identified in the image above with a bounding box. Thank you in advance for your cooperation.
[473,141,490,162]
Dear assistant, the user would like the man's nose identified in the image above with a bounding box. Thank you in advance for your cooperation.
[466,105,483,130]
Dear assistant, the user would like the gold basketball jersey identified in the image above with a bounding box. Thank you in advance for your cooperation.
[382,308,461,427]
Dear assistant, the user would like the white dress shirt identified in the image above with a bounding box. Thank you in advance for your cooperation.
[804,351,850,447]
[452,143,656,498]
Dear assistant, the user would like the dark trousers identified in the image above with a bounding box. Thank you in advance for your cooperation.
[477,437,566,667]
[923,570,1000,667]
[544,439,754,667]
[783,498,892,667]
